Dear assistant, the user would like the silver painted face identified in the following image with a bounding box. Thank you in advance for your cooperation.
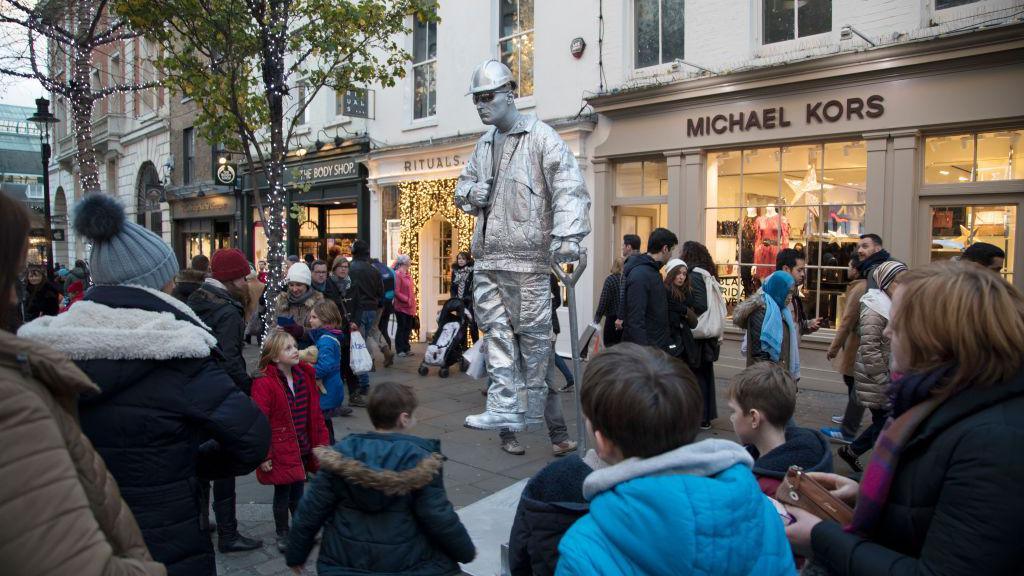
[474,88,515,126]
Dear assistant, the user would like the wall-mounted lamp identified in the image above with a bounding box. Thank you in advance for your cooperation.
[840,25,876,47]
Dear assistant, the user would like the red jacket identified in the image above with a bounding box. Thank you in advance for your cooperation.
[59,280,85,314]
[394,268,417,316]
[251,362,329,485]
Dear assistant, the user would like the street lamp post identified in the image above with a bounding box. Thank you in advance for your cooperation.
[27,98,60,277]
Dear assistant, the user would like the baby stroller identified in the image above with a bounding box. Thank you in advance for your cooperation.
[418,298,471,378]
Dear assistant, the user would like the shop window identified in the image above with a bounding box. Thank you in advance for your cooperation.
[936,0,980,8]
[412,17,437,119]
[931,204,1015,283]
[326,207,358,234]
[634,0,684,69]
[763,0,831,45]
[296,81,310,125]
[436,219,453,296]
[925,130,1023,184]
[615,159,668,198]
[499,0,534,97]
[705,141,866,328]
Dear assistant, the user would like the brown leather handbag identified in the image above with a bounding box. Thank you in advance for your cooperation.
[774,465,854,525]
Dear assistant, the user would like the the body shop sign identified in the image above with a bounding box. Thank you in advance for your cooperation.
[285,158,358,186]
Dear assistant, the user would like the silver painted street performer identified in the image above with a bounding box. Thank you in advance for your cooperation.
[455,59,591,431]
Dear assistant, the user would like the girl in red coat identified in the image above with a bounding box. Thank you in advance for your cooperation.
[252,330,330,553]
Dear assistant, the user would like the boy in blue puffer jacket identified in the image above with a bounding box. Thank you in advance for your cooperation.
[556,343,795,576]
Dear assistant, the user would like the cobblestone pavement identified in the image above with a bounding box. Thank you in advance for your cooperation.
[215,341,853,575]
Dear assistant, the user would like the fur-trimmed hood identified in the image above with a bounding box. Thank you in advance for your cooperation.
[316,432,445,512]
[18,284,217,361]
[732,295,765,329]
[314,446,442,496]
[174,268,207,285]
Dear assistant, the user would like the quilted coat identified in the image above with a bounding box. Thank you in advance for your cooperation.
[18,285,271,576]
[250,362,329,485]
[0,329,166,576]
[853,300,891,410]
[556,439,795,576]
[285,432,475,575]
[827,279,867,377]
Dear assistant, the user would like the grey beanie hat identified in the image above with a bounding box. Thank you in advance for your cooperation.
[72,194,179,291]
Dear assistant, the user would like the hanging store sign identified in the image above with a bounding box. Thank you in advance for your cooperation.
[685,95,885,138]
[286,157,359,186]
[343,88,371,118]
[171,194,236,219]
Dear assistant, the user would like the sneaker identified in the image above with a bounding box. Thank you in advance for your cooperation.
[700,421,712,430]
[831,414,844,425]
[275,530,289,553]
[501,439,526,455]
[349,393,367,408]
[335,405,354,417]
[820,427,854,445]
[558,382,575,393]
[837,445,863,473]
[552,440,578,457]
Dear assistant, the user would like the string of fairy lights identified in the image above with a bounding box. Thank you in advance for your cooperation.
[397,178,475,319]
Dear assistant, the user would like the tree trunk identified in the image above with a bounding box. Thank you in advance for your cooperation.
[72,0,101,195]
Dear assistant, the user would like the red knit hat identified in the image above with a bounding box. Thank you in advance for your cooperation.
[211,248,250,282]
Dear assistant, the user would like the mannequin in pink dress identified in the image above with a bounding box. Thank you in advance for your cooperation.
[754,208,790,279]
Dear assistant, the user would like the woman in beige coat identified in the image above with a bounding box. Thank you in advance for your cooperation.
[0,193,164,576]
[838,260,908,473]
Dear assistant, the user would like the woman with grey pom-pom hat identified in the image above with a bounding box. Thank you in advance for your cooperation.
[18,194,272,576]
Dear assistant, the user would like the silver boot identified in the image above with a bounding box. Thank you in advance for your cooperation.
[465,410,527,431]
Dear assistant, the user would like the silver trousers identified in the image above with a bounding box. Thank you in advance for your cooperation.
[473,270,551,416]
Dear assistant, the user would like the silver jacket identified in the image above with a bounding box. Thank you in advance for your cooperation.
[455,114,591,273]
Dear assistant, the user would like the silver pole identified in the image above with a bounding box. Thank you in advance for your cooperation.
[552,249,588,452]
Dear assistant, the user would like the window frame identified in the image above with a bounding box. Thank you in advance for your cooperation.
[497,0,535,98]
[633,0,685,70]
[760,0,833,46]
[923,129,1024,186]
[182,127,195,185]
[411,17,437,120]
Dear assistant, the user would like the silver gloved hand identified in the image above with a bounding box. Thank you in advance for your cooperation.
[469,179,492,208]
[551,239,581,263]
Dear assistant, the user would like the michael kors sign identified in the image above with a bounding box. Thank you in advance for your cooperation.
[686,95,884,138]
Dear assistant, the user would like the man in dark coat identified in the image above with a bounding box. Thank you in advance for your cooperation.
[19,194,270,576]
[172,254,210,302]
[622,228,677,351]
[347,240,384,403]
[187,248,262,552]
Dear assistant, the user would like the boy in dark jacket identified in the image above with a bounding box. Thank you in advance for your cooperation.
[622,228,677,351]
[727,362,833,496]
[508,451,605,576]
[286,381,475,575]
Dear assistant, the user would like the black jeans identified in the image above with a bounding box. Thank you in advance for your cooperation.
[272,481,305,532]
[840,374,866,438]
[378,300,394,348]
[395,311,413,354]
[850,407,888,456]
[692,360,718,423]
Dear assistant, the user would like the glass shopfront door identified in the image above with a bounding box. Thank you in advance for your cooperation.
[928,202,1017,284]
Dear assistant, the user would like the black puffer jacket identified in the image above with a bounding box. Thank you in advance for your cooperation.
[187,281,252,394]
[811,367,1024,575]
[667,293,699,366]
[508,455,593,576]
[18,285,271,576]
[286,432,475,575]
[622,254,671,350]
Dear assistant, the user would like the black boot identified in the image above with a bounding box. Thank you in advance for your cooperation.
[214,496,263,552]
[273,505,290,554]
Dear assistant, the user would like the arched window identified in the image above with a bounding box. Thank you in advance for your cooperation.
[136,162,163,235]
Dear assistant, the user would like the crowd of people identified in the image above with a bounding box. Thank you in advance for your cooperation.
[2,187,1022,576]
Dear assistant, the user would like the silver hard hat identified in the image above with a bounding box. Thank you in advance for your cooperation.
[466,59,517,95]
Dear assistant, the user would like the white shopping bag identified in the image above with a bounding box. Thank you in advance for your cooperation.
[349,330,373,375]
[465,339,488,380]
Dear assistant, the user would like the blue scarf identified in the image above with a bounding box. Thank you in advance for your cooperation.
[760,272,796,372]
